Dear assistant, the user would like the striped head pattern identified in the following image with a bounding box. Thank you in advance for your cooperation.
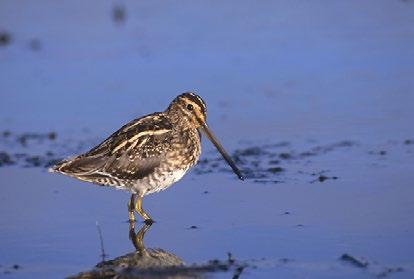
[168,92,207,128]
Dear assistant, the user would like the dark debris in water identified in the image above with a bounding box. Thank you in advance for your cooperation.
[234,146,265,157]
[253,179,284,184]
[0,152,15,167]
[340,253,369,268]
[0,31,12,46]
[188,225,199,229]
[1,130,57,147]
[1,264,22,275]
[0,131,72,169]
[298,141,356,157]
[195,141,355,184]
[17,131,57,146]
[279,258,294,263]
[29,38,41,51]
[369,150,387,156]
[339,253,405,277]
[404,139,414,145]
[267,167,284,173]
[377,266,404,278]
[112,4,126,25]
[310,174,338,183]
[0,151,63,169]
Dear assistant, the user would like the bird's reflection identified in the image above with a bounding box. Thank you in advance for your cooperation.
[71,222,189,278]
[71,223,243,279]
[128,221,152,252]
[122,222,185,271]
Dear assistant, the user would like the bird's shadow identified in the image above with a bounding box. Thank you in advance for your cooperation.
[69,222,245,279]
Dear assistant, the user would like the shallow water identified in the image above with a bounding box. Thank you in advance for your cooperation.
[1,1,414,278]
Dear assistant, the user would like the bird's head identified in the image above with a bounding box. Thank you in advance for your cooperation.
[167,92,244,180]
[167,92,207,129]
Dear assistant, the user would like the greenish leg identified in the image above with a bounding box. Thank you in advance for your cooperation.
[128,194,136,222]
[135,196,153,224]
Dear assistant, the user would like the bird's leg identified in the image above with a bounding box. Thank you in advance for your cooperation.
[135,195,153,224]
[128,194,136,222]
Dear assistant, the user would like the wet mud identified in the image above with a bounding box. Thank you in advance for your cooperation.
[70,223,247,279]
[1,130,413,186]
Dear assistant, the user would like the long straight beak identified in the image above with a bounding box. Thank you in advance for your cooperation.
[199,123,244,180]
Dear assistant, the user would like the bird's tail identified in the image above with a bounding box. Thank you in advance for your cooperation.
[48,155,108,175]
[48,158,71,173]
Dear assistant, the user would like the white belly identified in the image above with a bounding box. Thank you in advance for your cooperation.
[135,168,189,195]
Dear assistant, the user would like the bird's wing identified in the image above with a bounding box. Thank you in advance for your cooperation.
[53,113,173,178]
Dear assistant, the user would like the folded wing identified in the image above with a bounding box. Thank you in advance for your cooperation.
[51,113,173,186]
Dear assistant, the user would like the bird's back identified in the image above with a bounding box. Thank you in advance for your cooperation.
[50,112,201,195]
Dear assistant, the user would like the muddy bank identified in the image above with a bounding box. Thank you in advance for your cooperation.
[70,223,247,279]
[1,130,413,185]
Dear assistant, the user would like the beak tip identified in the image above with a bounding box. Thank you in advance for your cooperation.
[201,124,245,181]
[237,173,245,181]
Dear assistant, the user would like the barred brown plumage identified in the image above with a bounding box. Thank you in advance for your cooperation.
[50,92,244,223]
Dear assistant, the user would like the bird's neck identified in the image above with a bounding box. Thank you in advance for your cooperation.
[165,108,193,130]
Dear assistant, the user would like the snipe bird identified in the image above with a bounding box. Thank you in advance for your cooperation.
[50,92,244,224]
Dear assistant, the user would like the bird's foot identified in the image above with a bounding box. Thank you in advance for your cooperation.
[144,219,154,225]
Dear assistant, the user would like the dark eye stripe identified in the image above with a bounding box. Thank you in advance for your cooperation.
[183,93,206,113]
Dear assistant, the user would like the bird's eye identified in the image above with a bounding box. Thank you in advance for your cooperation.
[187,104,194,111]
